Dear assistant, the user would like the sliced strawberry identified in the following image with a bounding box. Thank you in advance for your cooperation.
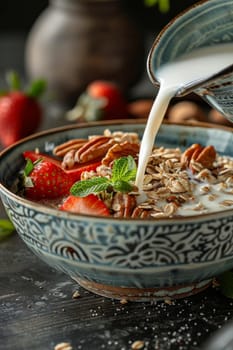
[60,194,110,217]
[25,161,73,200]
[23,150,101,182]
[65,161,101,182]
[23,150,61,166]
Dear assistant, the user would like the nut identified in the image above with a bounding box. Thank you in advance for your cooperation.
[75,136,114,163]
[131,206,151,218]
[127,99,154,119]
[194,145,216,169]
[181,144,216,171]
[208,108,233,126]
[112,193,137,217]
[102,141,140,166]
[62,150,76,169]
[53,139,86,157]
[168,101,207,123]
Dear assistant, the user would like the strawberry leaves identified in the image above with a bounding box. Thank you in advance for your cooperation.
[6,70,46,98]
[70,156,137,197]
[26,79,47,99]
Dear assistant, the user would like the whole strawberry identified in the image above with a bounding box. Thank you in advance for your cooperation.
[24,159,73,200]
[0,71,46,147]
[66,80,128,122]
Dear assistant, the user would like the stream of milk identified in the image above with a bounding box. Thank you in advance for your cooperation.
[135,43,233,191]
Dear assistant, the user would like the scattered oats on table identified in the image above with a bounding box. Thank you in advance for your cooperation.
[54,342,73,350]
[131,340,145,350]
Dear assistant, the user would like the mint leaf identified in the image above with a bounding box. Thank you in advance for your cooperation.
[114,180,134,193]
[0,219,15,241]
[71,155,137,198]
[112,156,137,183]
[218,270,233,298]
[71,177,110,197]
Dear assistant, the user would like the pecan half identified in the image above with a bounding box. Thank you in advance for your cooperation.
[75,136,114,163]
[194,145,216,169]
[53,139,87,157]
[131,207,151,218]
[112,193,137,217]
[62,150,76,169]
[181,144,216,171]
[181,144,202,167]
[102,141,140,166]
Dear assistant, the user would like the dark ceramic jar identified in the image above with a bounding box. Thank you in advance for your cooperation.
[25,0,145,104]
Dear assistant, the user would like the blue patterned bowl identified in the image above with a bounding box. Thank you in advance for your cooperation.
[147,0,233,122]
[0,120,233,301]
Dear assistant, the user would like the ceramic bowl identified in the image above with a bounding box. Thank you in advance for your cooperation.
[202,320,233,350]
[147,0,233,122]
[0,120,233,301]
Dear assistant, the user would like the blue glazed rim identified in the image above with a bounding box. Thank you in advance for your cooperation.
[147,0,233,91]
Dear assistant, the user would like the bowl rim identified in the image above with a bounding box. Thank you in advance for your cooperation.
[147,0,228,89]
[0,119,233,223]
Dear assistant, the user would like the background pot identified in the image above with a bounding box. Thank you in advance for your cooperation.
[25,0,145,105]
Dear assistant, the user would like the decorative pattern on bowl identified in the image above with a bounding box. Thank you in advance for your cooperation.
[0,121,233,301]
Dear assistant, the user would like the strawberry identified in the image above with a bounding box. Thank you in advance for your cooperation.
[64,161,102,182]
[24,160,73,200]
[23,150,62,166]
[0,71,46,147]
[23,150,101,182]
[60,194,110,217]
[66,80,128,122]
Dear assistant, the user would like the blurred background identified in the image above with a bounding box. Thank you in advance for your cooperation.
[1,0,228,136]
[0,1,48,74]
[0,0,197,99]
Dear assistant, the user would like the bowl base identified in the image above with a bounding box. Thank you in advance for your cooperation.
[73,277,213,302]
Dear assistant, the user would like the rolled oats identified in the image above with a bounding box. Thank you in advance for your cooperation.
[54,342,73,350]
[219,200,233,207]
[131,340,145,350]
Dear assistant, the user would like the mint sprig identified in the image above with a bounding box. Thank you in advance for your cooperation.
[70,155,137,197]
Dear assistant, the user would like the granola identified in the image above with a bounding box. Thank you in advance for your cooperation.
[24,129,233,219]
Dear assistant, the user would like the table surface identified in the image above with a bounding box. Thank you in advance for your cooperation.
[1,215,233,350]
[1,33,233,350]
